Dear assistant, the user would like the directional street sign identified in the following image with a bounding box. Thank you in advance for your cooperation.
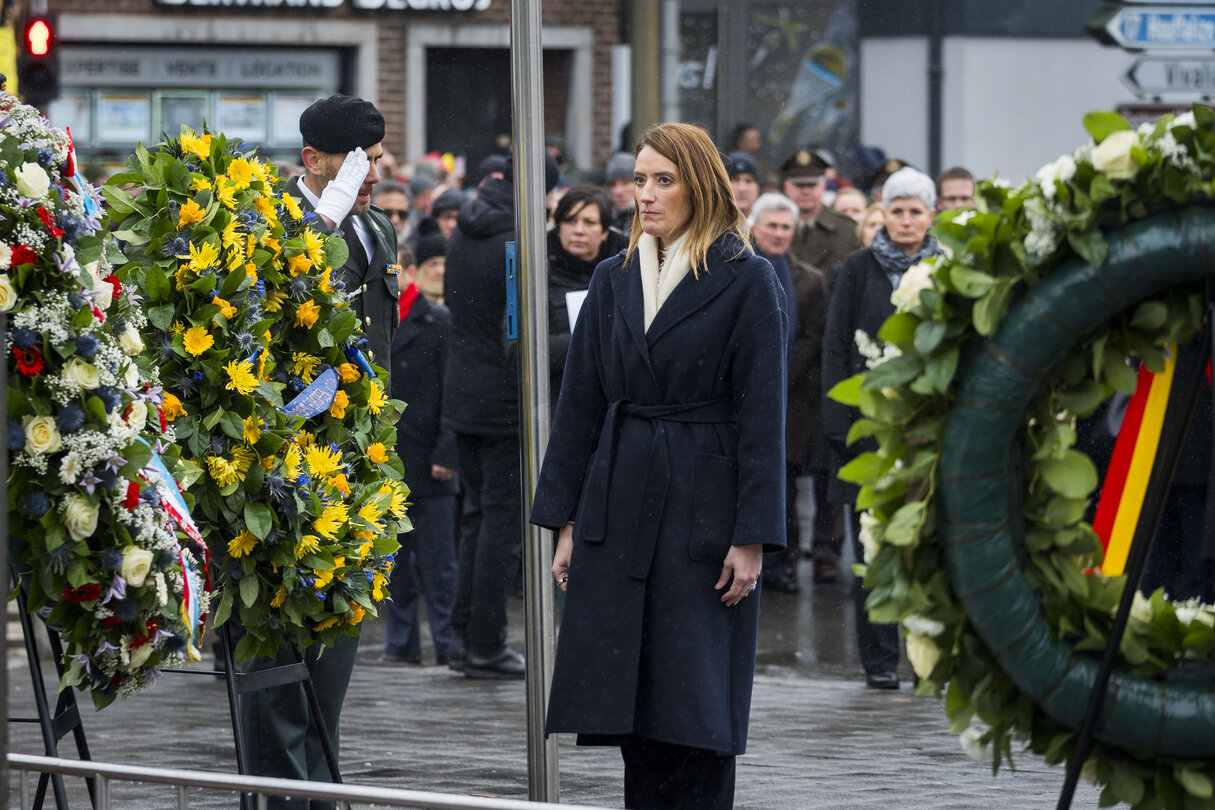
[1123,55,1215,92]
[1090,5,1215,50]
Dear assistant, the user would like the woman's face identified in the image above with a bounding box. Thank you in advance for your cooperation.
[417,256,446,299]
[860,208,885,248]
[634,146,692,245]
[884,196,933,253]
[557,201,608,263]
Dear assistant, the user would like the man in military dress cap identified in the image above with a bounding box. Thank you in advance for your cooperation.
[240,93,397,810]
[783,148,859,279]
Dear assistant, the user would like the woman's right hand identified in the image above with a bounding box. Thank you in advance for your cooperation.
[552,523,574,592]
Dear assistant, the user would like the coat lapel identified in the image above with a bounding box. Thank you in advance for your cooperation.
[644,244,739,345]
[394,293,425,352]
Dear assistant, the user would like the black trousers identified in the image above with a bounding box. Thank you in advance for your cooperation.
[619,736,736,810]
[846,506,899,677]
[451,432,522,657]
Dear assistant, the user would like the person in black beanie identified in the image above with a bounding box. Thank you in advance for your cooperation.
[443,150,560,678]
[239,93,397,810]
[411,219,449,305]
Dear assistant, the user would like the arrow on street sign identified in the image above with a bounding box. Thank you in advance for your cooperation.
[1089,5,1215,50]
[1124,55,1215,92]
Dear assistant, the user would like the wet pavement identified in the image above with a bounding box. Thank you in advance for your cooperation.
[6,556,1102,809]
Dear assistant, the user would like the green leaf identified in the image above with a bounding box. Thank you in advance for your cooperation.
[239,574,259,608]
[827,373,865,406]
[837,451,892,484]
[220,411,245,440]
[1083,111,1131,142]
[861,354,923,389]
[1107,764,1145,805]
[949,265,996,298]
[1067,228,1109,269]
[846,418,880,446]
[219,268,247,298]
[914,320,946,355]
[1040,450,1098,499]
[925,347,960,393]
[973,281,1015,337]
[883,501,924,546]
[1130,300,1168,331]
[1177,768,1214,799]
[317,328,335,349]
[148,303,176,330]
[243,502,273,540]
[878,312,918,344]
[324,236,349,270]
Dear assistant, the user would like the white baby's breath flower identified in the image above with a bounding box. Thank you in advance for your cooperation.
[858,510,880,563]
[903,613,946,637]
[1035,155,1076,201]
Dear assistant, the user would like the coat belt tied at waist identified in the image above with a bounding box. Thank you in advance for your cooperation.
[581,398,737,579]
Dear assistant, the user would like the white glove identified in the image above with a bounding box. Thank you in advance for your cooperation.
[314,147,369,225]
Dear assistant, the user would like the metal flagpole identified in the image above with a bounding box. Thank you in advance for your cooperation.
[509,0,558,802]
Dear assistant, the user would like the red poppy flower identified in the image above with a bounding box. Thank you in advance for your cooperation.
[131,620,159,650]
[37,207,64,240]
[11,244,36,267]
[91,306,105,323]
[123,480,140,510]
[14,346,44,376]
[103,273,121,301]
[61,583,102,603]
[99,616,122,627]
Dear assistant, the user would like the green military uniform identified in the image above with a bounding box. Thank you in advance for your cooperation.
[789,205,859,281]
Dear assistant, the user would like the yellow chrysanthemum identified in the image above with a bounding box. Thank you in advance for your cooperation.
[294,299,321,329]
[287,253,312,277]
[314,556,345,590]
[249,158,272,183]
[314,616,341,631]
[227,530,257,558]
[227,158,255,190]
[178,199,205,229]
[302,229,326,266]
[337,363,361,384]
[358,500,385,524]
[220,217,241,251]
[356,537,374,562]
[161,392,186,421]
[263,291,286,313]
[261,234,280,252]
[319,267,333,293]
[246,232,257,259]
[346,603,366,626]
[283,441,302,480]
[379,482,408,519]
[214,176,238,209]
[294,534,319,560]
[181,130,213,161]
[367,442,388,465]
[254,194,279,225]
[371,572,388,601]
[294,430,315,447]
[232,446,256,475]
[183,325,214,357]
[305,444,342,478]
[261,455,275,471]
[367,381,387,415]
[281,193,303,220]
[187,240,220,274]
[213,296,237,320]
[271,584,288,607]
[242,415,262,445]
[291,352,322,384]
[313,502,350,539]
[169,320,185,336]
[327,473,351,497]
[245,262,258,280]
[206,455,239,487]
[224,359,259,395]
[328,390,348,419]
[191,176,211,192]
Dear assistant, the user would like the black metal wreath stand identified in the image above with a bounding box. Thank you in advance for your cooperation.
[1056,281,1215,809]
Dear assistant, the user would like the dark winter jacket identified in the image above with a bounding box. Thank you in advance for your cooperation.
[530,232,787,755]
[441,178,517,436]
[766,251,827,470]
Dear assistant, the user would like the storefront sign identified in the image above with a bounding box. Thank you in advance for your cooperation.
[60,47,340,90]
[152,0,491,8]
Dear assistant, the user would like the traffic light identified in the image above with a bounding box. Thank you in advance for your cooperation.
[18,15,57,106]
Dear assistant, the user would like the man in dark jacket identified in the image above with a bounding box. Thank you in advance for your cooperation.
[442,151,560,679]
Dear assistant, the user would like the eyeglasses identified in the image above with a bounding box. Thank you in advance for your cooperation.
[939,196,974,205]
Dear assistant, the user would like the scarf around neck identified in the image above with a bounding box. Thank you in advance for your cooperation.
[870,226,942,287]
[638,232,691,332]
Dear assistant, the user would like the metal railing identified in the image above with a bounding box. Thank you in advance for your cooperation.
[8,754,615,810]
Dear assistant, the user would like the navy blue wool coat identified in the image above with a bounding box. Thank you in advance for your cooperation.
[530,232,788,756]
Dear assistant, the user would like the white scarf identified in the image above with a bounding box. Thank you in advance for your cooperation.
[638,232,691,332]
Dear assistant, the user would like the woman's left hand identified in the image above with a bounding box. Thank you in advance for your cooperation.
[716,544,762,606]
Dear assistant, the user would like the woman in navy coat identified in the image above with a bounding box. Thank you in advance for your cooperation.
[530,123,787,809]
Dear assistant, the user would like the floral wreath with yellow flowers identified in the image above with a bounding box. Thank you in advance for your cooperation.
[832,107,1215,807]
[1,95,207,709]
[105,126,408,663]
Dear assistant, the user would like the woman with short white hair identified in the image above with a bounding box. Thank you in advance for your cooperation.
[820,166,944,690]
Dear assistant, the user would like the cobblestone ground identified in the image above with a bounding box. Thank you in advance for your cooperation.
[6,561,1102,809]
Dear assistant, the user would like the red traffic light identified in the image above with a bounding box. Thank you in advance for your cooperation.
[26,19,52,57]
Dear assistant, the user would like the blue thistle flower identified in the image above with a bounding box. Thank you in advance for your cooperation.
[161,236,188,257]
[112,597,140,622]
[37,147,54,168]
[234,331,256,353]
[109,317,127,336]
[56,404,85,434]
[102,549,123,570]
[139,486,158,505]
[95,387,121,412]
[288,278,308,299]
[162,635,186,654]
[21,490,50,518]
[156,334,176,364]
[245,304,262,322]
[68,292,86,309]
[11,327,37,349]
[208,437,227,455]
[264,473,289,503]
[264,616,281,631]
[74,334,99,359]
[45,543,74,575]
[184,161,198,173]
[8,423,26,451]
[158,549,177,568]
[271,368,289,384]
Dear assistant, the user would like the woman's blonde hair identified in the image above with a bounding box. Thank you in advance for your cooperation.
[625,123,750,275]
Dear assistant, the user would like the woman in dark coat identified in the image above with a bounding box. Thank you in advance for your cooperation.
[530,123,787,810]
[821,166,944,691]
[544,185,629,403]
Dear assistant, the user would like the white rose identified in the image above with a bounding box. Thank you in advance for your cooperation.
[0,244,11,270]
[903,613,946,638]
[128,643,153,670]
[1090,130,1140,181]
[1171,111,1196,130]
[24,415,62,455]
[1035,155,1076,200]
[83,260,103,285]
[126,399,148,431]
[124,362,140,389]
[62,357,101,390]
[958,727,992,764]
[63,494,100,540]
[121,547,155,588]
[858,510,880,563]
[0,274,16,312]
[15,162,50,199]
[905,632,941,680]
[1129,590,1153,625]
[119,324,144,356]
[890,260,935,312]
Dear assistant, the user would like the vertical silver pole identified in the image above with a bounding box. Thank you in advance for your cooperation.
[509,0,559,802]
[0,312,9,806]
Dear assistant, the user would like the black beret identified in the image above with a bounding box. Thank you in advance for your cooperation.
[299,94,385,154]
[725,150,760,181]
